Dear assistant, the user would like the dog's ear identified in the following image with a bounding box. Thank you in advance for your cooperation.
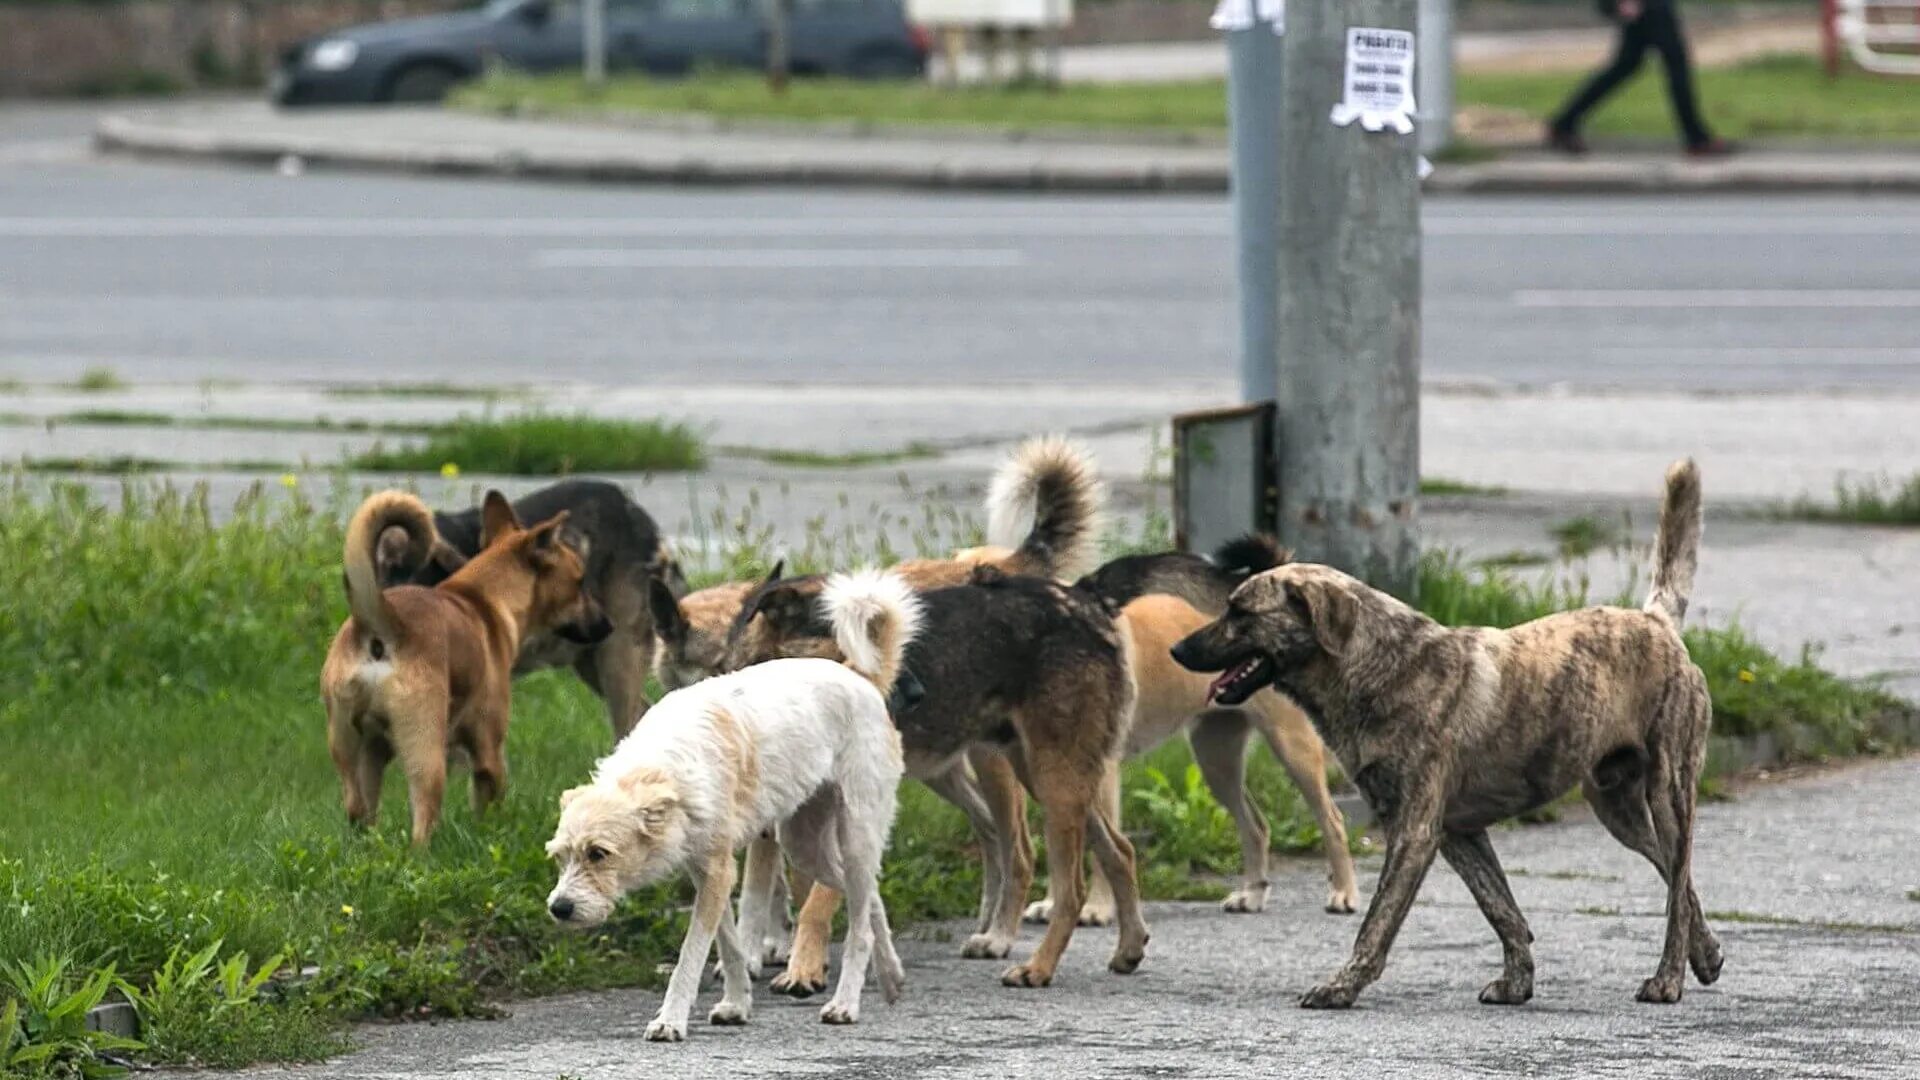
[616,773,681,837]
[480,491,521,548]
[756,582,817,634]
[522,511,573,566]
[374,524,417,586]
[761,559,785,587]
[558,784,590,811]
[426,539,469,576]
[648,576,685,643]
[1287,578,1358,658]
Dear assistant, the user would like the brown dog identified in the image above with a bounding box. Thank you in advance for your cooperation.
[1173,460,1720,1008]
[321,490,612,847]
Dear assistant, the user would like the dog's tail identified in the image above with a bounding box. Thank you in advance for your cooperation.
[986,435,1106,582]
[822,568,923,695]
[1212,533,1290,579]
[1643,458,1702,626]
[345,490,437,647]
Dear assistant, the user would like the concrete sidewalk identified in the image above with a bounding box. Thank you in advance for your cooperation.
[233,756,1920,1079]
[95,103,1920,194]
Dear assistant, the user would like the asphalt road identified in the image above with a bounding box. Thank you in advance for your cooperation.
[239,755,1920,1080]
[3,105,1919,392]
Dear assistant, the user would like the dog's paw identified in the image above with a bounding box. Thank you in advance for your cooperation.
[708,1001,749,1026]
[1000,963,1053,988]
[1636,976,1684,1004]
[1691,941,1725,986]
[1020,899,1053,925]
[1076,902,1116,928]
[761,941,792,968]
[878,960,906,1005]
[1478,977,1533,1006]
[1107,948,1145,976]
[770,969,827,999]
[1299,982,1359,1010]
[819,1001,859,1025]
[643,1018,687,1042]
[1325,885,1359,915]
[961,933,1012,959]
[1222,885,1269,914]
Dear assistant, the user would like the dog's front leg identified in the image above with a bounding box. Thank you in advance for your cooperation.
[647,850,738,1042]
[1301,784,1443,1010]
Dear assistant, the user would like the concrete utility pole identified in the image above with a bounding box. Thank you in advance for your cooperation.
[1417,0,1453,155]
[764,0,791,94]
[583,0,608,85]
[1224,12,1284,404]
[1274,0,1422,596]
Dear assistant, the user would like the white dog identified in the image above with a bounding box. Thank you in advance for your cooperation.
[545,569,917,1041]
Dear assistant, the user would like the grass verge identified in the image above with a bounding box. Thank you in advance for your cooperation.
[719,442,943,468]
[1783,473,1920,526]
[2,487,1907,1072]
[453,56,1920,144]
[353,414,706,475]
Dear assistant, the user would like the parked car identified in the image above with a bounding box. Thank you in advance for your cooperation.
[272,0,930,106]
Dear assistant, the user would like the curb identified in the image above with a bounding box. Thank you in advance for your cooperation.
[96,112,1920,195]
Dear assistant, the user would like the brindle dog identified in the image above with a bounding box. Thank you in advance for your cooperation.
[1173,460,1721,1009]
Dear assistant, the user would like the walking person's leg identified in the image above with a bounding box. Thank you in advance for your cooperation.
[1643,1,1722,151]
[1549,6,1653,152]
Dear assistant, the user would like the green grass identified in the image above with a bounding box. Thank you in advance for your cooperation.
[1420,477,1508,497]
[1785,473,1920,526]
[0,411,443,437]
[321,382,535,402]
[1458,53,1920,143]
[1547,513,1625,559]
[351,414,706,476]
[69,366,127,393]
[15,456,292,475]
[456,70,1230,135]
[721,442,943,468]
[454,55,1920,144]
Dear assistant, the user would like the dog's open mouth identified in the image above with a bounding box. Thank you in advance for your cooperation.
[1206,655,1275,706]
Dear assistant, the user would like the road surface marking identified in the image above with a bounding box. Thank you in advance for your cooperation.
[533,248,1026,269]
[1515,290,1920,308]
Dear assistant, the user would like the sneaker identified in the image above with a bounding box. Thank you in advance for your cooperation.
[1545,128,1589,156]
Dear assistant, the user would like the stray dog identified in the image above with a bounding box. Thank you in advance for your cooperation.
[1173,460,1720,1008]
[323,490,612,847]
[544,570,916,1039]
[378,479,683,739]
[730,565,1146,990]
[649,435,1103,980]
[1019,535,1359,927]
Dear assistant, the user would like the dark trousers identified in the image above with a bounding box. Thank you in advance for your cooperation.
[1551,2,1713,147]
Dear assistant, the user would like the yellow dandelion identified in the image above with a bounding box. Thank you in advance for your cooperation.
[280,473,299,489]
[340,904,355,917]
[440,462,461,479]
[1737,669,1756,683]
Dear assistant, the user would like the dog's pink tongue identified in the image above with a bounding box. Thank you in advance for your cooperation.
[1206,664,1244,704]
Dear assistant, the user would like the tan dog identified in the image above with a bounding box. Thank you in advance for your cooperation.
[322,490,611,847]
[1022,592,1359,928]
[1173,461,1719,1008]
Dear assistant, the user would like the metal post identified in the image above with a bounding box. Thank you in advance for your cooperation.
[1274,0,1422,596]
[1226,18,1284,404]
[583,0,607,85]
[1416,0,1452,155]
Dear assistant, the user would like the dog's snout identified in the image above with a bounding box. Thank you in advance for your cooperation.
[549,896,575,922]
[1169,636,1202,671]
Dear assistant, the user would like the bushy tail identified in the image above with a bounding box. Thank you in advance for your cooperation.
[1212,534,1289,579]
[822,569,923,694]
[1644,459,1702,625]
[986,435,1106,582]
[344,490,436,646]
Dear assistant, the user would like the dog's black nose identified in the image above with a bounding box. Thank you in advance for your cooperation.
[1169,638,1199,670]
[549,897,575,922]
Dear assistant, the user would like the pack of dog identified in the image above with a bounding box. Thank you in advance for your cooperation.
[322,438,1720,1033]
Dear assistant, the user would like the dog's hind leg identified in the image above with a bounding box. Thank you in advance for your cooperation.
[736,832,784,978]
[1248,696,1359,914]
[1439,829,1534,1005]
[922,758,1010,953]
[594,633,653,740]
[1637,699,1716,1003]
[1084,796,1149,975]
[1024,762,1118,928]
[819,809,883,1025]
[708,874,755,1027]
[647,848,738,1041]
[328,698,386,828]
[1000,743,1093,989]
[1191,711,1271,914]
[973,749,1033,958]
[774,790,844,998]
[391,697,450,848]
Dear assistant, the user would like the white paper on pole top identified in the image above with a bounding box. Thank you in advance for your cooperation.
[1328,26,1416,134]
[1211,0,1283,34]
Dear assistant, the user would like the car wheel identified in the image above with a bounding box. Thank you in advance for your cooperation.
[385,63,462,104]
[847,49,921,79]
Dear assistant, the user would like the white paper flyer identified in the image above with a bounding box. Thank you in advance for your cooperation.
[1329,26,1416,134]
